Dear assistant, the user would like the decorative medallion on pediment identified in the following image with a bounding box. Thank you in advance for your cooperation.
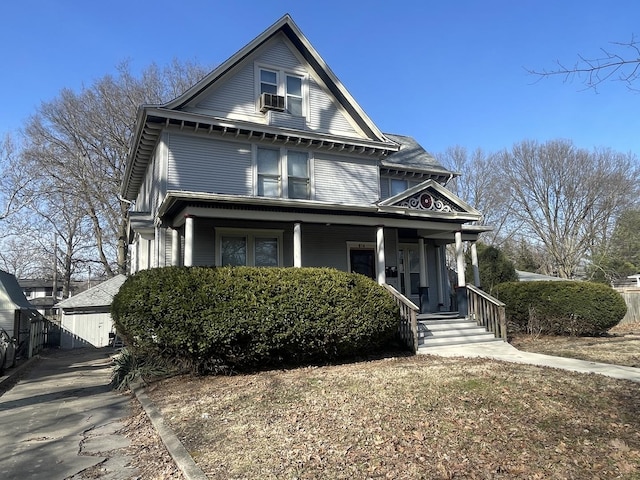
[397,190,461,213]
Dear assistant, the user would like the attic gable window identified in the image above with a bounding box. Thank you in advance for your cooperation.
[257,66,306,117]
[286,75,302,115]
[260,69,278,94]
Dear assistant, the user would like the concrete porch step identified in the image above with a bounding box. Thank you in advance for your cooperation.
[419,320,483,332]
[417,313,502,348]
[419,333,501,348]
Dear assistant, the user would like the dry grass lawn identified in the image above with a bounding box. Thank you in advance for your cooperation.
[147,332,640,479]
[512,322,640,368]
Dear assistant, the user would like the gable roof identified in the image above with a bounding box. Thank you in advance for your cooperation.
[0,270,35,311]
[57,274,127,309]
[122,14,400,200]
[166,15,387,141]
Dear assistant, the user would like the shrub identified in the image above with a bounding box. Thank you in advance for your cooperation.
[110,347,179,391]
[112,267,400,374]
[466,243,518,294]
[493,281,627,336]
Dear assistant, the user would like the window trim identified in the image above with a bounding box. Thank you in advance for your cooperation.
[215,228,284,267]
[253,146,313,200]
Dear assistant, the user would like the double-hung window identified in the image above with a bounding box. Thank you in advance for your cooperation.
[287,151,309,199]
[256,147,310,200]
[258,67,305,117]
[285,75,303,116]
[218,229,282,267]
[257,148,281,197]
[260,69,278,94]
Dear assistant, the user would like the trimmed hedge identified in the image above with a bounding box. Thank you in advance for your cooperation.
[111,266,401,373]
[492,281,627,336]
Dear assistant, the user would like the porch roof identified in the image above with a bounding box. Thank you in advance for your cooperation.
[154,191,490,241]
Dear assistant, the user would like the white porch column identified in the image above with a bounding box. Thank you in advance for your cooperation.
[471,242,480,287]
[171,228,180,267]
[435,245,444,307]
[455,231,469,316]
[418,238,428,288]
[293,222,302,268]
[376,225,386,285]
[455,231,466,287]
[184,215,194,267]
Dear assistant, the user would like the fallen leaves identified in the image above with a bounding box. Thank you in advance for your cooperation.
[145,354,640,479]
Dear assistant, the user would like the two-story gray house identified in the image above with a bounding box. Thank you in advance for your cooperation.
[121,15,494,328]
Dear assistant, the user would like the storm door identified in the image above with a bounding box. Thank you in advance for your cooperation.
[349,248,376,279]
[398,246,421,304]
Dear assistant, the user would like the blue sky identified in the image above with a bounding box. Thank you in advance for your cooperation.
[1,0,639,157]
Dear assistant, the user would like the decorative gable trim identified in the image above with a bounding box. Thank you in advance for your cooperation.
[378,179,482,221]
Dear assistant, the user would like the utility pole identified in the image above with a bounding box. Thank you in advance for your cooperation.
[52,233,58,300]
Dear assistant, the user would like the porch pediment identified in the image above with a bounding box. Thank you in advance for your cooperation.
[378,180,482,220]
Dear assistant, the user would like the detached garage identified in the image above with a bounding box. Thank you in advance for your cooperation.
[0,269,40,342]
[57,274,126,349]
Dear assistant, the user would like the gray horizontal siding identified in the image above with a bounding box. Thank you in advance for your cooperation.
[167,134,252,195]
[195,62,255,116]
[307,76,358,136]
[256,35,303,69]
[314,153,379,204]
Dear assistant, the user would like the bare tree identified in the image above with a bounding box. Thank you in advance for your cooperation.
[0,133,33,224]
[20,60,210,277]
[438,146,516,245]
[528,35,640,91]
[495,139,639,278]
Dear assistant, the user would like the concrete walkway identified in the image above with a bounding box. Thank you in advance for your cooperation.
[0,348,135,480]
[420,340,640,383]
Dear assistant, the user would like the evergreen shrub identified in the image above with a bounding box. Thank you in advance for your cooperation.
[492,281,627,336]
[112,266,400,373]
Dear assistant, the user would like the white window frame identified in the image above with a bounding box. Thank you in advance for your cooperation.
[255,64,308,118]
[253,146,313,200]
[215,228,284,267]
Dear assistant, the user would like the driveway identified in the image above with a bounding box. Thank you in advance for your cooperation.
[0,348,135,479]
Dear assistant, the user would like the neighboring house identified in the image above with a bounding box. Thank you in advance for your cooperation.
[56,274,127,349]
[0,270,41,344]
[121,15,490,314]
[19,279,65,320]
[516,271,569,282]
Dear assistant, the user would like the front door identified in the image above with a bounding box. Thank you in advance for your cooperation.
[349,249,376,279]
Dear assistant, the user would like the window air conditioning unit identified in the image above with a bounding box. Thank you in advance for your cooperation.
[259,93,285,113]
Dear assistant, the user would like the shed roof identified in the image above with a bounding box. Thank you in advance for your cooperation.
[57,274,127,309]
[0,270,35,310]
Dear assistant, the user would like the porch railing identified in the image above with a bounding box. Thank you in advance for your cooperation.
[383,284,419,353]
[466,284,507,340]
